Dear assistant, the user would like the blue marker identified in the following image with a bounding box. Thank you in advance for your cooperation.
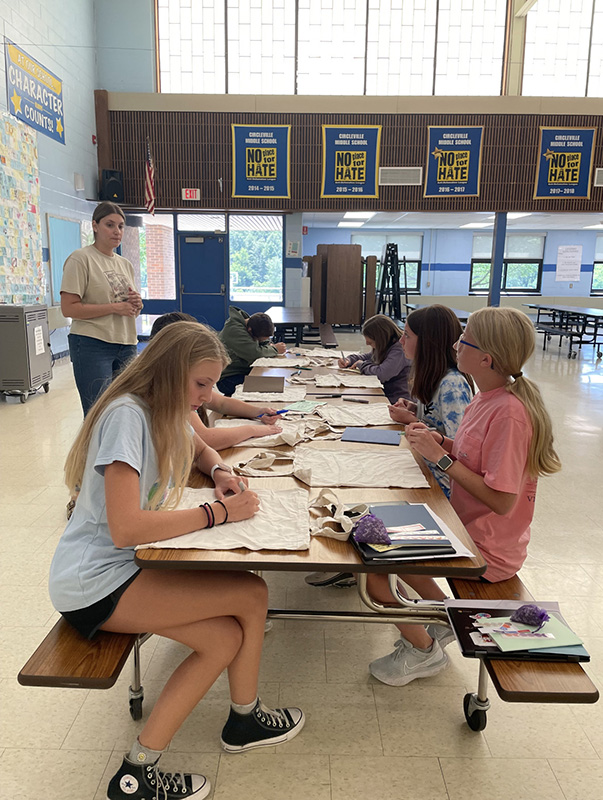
[257,409,289,418]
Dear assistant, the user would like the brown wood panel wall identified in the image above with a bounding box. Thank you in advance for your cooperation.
[107,109,603,213]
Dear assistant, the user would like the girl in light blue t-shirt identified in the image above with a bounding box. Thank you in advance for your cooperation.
[49,321,304,800]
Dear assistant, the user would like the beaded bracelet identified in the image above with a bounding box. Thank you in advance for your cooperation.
[214,499,229,524]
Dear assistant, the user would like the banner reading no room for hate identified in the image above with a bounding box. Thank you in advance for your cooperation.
[232,125,291,198]
[534,127,596,199]
[424,126,483,197]
[321,126,381,198]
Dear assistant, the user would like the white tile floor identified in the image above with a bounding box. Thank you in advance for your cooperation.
[1,334,602,800]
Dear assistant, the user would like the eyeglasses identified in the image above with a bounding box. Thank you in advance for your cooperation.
[456,335,482,351]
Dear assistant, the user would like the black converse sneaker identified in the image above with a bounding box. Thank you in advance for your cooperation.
[107,756,210,799]
[220,699,305,753]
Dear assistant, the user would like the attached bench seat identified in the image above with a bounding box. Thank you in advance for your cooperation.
[447,575,599,705]
[18,618,139,690]
[318,323,338,348]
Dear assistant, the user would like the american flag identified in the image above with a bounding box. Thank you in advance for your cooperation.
[144,137,155,215]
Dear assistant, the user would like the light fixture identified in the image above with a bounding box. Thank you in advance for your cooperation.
[338,221,362,228]
[583,223,603,229]
[460,222,494,229]
[343,212,376,220]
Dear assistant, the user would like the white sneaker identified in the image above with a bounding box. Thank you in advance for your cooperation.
[264,619,273,633]
[427,623,455,649]
[369,637,448,687]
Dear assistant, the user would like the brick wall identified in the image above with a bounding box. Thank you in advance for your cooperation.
[146,224,176,299]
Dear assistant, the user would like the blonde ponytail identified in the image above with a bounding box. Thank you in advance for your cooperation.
[468,307,561,478]
[65,322,229,507]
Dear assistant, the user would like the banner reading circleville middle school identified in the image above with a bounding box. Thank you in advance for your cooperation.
[534,127,596,200]
[321,126,381,199]
[424,126,483,198]
[231,125,291,198]
[4,38,65,145]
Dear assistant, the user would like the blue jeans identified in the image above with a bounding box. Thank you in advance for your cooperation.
[69,334,138,416]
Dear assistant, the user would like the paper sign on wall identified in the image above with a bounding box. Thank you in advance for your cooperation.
[556,245,582,282]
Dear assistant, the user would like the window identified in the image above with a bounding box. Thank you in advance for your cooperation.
[590,263,603,294]
[434,0,507,96]
[352,232,423,293]
[177,213,226,231]
[592,236,603,294]
[470,233,545,293]
[120,214,176,300]
[523,0,603,98]
[470,260,543,293]
[229,215,283,302]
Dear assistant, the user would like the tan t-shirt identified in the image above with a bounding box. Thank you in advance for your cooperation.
[60,245,138,345]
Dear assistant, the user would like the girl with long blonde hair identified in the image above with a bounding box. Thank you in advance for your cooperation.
[50,322,305,800]
[368,307,561,687]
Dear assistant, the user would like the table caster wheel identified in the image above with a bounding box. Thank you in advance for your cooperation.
[129,696,143,721]
[43,382,50,393]
[20,394,27,403]
[572,352,577,359]
[463,692,487,731]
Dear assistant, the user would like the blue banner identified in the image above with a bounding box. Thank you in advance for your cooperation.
[534,128,596,199]
[424,126,483,197]
[232,125,291,198]
[4,38,65,145]
[321,126,381,198]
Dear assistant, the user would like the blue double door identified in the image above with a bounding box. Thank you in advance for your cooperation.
[178,233,228,332]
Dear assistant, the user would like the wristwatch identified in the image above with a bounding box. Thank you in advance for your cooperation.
[436,453,457,472]
[210,462,233,480]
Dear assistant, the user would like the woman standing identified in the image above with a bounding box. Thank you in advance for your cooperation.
[61,202,143,416]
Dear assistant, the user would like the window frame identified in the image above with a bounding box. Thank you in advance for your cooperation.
[591,261,603,296]
[469,258,543,294]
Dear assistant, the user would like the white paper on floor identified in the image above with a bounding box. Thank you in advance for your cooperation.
[317,404,392,427]
[232,385,307,402]
[138,487,310,550]
[234,445,430,488]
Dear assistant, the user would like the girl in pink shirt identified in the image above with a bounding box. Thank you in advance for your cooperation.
[369,307,561,687]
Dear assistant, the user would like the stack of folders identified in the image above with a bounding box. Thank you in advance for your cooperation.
[445,601,590,662]
[352,502,457,562]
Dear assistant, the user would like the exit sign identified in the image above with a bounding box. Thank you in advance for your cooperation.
[182,188,200,201]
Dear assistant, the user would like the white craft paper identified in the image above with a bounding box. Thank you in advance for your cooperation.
[314,374,381,388]
[138,488,310,551]
[317,404,392,427]
[251,356,311,367]
[232,386,307,402]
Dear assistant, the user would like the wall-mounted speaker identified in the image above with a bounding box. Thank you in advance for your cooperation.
[99,169,124,203]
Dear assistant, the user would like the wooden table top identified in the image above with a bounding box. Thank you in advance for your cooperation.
[250,359,387,396]
[136,437,486,578]
[266,306,316,325]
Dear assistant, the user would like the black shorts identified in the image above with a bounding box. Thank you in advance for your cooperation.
[60,570,141,640]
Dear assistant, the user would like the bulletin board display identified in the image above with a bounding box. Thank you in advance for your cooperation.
[0,112,44,304]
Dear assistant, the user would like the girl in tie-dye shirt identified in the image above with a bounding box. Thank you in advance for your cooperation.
[388,304,473,497]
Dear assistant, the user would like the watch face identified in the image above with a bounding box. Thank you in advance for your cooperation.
[437,455,453,471]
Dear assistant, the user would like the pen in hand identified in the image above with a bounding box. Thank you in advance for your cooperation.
[238,481,247,493]
[257,409,289,418]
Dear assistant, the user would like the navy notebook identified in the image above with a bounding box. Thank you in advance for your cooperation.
[351,502,456,562]
[341,427,402,446]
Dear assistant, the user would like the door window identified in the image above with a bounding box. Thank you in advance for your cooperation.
[229,215,283,303]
